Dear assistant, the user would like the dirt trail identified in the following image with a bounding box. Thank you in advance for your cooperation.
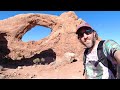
[0,60,85,79]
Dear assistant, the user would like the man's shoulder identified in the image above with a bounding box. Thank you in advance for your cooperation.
[103,39,120,51]
[104,39,116,44]
[103,39,118,47]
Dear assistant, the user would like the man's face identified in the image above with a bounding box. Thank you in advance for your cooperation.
[77,27,96,48]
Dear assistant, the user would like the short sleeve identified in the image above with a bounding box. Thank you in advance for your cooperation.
[103,40,120,57]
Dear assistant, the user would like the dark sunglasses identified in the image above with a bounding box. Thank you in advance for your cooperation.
[78,29,94,38]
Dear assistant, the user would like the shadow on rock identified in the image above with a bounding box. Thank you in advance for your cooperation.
[0,48,56,69]
[0,33,10,59]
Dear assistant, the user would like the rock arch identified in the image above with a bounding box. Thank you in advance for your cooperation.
[0,11,89,63]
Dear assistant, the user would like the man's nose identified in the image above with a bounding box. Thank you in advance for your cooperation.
[83,33,88,38]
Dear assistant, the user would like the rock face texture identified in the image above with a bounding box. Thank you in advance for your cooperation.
[0,11,99,64]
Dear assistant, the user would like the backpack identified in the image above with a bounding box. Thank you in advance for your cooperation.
[83,40,117,78]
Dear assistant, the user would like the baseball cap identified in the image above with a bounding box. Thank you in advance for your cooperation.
[76,22,93,34]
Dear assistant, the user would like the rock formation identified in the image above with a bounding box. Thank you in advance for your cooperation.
[0,11,100,64]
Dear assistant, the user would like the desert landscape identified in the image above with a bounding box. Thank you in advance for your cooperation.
[0,11,92,79]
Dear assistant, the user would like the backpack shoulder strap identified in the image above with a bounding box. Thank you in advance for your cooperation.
[97,40,117,77]
[83,48,89,64]
[97,40,106,63]
[97,40,105,49]
[83,48,89,76]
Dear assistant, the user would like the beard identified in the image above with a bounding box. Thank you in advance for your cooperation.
[81,37,96,49]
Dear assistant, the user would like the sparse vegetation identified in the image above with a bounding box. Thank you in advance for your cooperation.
[33,58,45,64]
[33,58,40,64]
[41,58,45,62]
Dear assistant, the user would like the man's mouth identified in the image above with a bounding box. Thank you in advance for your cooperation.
[84,39,90,43]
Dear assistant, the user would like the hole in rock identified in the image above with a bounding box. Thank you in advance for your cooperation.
[22,26,51,42]
[0,49,56,69]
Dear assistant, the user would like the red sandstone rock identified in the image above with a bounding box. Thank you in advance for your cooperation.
[0,11,85,63]
[0,11,101,79]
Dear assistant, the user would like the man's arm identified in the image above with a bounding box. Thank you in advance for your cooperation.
[85,73,88,79]
[114,50,120,64]
[103,40,120,64]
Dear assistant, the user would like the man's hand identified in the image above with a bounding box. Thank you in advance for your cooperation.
[114,50,120,64]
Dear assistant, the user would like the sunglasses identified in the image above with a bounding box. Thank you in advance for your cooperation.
[78,29,94,38]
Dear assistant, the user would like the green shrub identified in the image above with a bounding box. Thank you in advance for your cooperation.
[33,58,40,64]
[33,58,45,64]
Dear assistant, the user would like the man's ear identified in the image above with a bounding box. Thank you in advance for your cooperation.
[93,31,96,38]
[94,31,98,40]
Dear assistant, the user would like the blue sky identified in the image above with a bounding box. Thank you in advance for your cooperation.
[0,11,120,44]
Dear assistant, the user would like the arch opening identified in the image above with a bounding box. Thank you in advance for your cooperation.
[22,26,51,42]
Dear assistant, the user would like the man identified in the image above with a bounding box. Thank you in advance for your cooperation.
[76,22,120,79]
